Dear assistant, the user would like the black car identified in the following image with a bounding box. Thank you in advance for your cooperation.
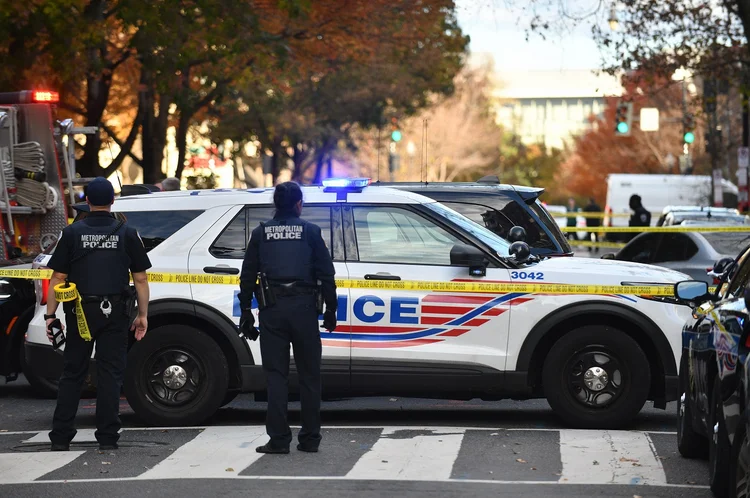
[376,176,573,256]
[675,245,750,498]
[0,258,37,385]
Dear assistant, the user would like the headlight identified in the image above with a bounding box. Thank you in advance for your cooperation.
[0,279,14,300]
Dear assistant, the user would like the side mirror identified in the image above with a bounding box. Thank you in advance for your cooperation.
[509,241,531,263]
[600,253,616,260]
[450,244,488,277]
[508,226,527,243]
[674,280,709,304]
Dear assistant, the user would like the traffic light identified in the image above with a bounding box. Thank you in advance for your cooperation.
[614,101,633,136]
[389,117,402,142]
[683,113,696,144]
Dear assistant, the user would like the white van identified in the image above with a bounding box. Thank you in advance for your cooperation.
[604,174,739,228]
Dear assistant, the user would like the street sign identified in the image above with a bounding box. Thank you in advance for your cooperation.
[738,167,748,187]
[713,169,723,206]
[739,147,749,168]
[640,108,659,131]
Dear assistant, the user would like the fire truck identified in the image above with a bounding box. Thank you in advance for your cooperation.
[0,90,95,394]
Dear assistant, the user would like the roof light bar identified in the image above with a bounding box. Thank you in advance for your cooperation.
[32,91,59,103]
[322,178,371,189]
[0,90,60,105]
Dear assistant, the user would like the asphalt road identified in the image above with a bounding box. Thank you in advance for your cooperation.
[0,375,712,498]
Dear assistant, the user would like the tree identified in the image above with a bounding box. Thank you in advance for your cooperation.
[555,71,708,204]
[348,60,500,182]
[208,0,469,185]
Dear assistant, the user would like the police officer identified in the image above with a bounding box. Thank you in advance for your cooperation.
[627,194,651,241]
[45,177,152,451]
[238,181,337,454]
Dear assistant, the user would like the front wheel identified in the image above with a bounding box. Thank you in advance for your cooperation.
[124,325,229,426]
[730,415,749,498]
[677,356,708,458]
[542,325,651,429]
[709,376,731,498]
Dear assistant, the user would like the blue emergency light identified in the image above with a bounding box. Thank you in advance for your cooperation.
[322,178,371,189]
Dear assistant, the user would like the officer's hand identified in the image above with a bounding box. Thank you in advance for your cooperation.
[46,318,63,343]
[322,309,337,332]
[240,310,259,341]
[131,314,148,341]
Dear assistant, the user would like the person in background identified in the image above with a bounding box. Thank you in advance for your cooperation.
[583,197,602,252]
[565,197,578,241]
[158,177,181,191]
[627,194,651,241]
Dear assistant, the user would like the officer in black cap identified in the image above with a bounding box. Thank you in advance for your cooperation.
[238,181,337,454]
[45,177,152,452]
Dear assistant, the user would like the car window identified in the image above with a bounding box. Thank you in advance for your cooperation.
[441,200,555,250]
[44,210,203,254]
[116,211,204,251]
[701,233,750,257]
[352,206,463,265]
[210,206,332,259]
[652,234,698,263]
[617,233,661,264]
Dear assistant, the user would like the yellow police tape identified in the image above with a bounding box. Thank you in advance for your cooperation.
[0,268,697,297]
[561,225,750,233]
[569,240,626,249]
[52,282,92,341]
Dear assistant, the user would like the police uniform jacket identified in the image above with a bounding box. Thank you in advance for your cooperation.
[47,211,152,296]
[239,211,336,312]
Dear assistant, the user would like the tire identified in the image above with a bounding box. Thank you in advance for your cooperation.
[677,356,708,458]
[20,346,59,399]
[709,376,731,498]
[729,415,749,498]
[124,325,229,427]
[542,325,651,429]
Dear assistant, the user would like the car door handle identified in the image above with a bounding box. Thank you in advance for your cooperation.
[364,273,401,281]
[203,266,240,275]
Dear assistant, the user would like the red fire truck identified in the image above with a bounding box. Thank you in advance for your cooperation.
[0,90,95,394]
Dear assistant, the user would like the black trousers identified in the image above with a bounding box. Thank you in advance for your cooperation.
[49,298,129,446]
[259,293,322,449]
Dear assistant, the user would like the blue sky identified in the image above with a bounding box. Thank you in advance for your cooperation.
[454,0,607,71]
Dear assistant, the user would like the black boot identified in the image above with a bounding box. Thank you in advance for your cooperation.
[256,443,289,454]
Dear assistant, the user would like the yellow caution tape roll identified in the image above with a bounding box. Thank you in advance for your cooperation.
[53,282,92,341]
[0,269,719,297]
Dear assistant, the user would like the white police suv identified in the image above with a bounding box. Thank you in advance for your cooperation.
[25,179,694,429]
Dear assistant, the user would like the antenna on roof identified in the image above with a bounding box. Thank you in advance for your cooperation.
[376,126,381,182]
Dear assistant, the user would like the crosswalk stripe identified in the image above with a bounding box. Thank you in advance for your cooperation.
[23,429,98,444]
[136,426,267,479]
[558,430,667,485]
[0,451,86,484]
[346,427,465,481]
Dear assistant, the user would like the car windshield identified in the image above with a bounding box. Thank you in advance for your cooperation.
[702,232,750,256]
[529,201,572,253]
[424,201,511,257]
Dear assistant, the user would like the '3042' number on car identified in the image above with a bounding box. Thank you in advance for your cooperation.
[511,271,544,280]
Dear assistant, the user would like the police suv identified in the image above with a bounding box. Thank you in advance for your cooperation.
[25,179,693,429]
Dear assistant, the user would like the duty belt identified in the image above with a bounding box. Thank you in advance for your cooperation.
[270,282,317,297]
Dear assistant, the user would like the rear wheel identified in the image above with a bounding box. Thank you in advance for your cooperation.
[542,325,651,429]
[124,325,229,426]
[677,356,708,458]
[730,415,749,498]
[709,376,731,498]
